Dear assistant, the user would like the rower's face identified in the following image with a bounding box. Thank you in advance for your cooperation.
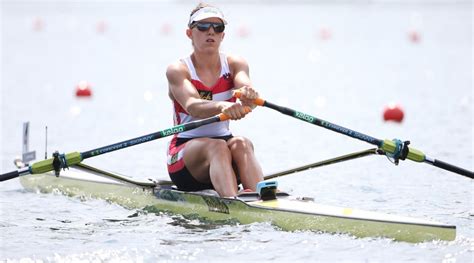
[187,17,225,52]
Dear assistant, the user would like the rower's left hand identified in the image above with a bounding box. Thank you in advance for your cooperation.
[235,86,259,109]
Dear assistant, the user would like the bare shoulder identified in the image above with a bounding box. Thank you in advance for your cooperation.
[227,54,248,67]
[226,54,249,75]
[166,60,189,81]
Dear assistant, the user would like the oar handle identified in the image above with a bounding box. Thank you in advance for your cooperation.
[233,91,266,106]
[219,113,230,121]
[218,106,253,121]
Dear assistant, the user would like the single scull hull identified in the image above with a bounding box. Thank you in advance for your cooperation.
[19,165,456,243]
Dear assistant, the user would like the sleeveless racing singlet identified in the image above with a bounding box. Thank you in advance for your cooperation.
[172,53,236,138]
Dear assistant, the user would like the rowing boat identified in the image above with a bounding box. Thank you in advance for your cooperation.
[19,162,456,243]
[3,94,471,244]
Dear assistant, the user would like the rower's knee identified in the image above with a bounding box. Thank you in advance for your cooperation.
[228,137,254,154]
[208,139,232,160]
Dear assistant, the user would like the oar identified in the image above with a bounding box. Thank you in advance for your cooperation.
[235,92,473,179]
[0,113,235,182]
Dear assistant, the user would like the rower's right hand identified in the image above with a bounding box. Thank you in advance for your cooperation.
[234,86,259,110]
[221,102,251,120]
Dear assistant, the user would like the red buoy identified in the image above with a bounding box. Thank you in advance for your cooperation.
[96,20,107,34]
[318,27,332,41]
[408,30,421,43]
[237,25,250,38]
[32,17,44,32]
[75,81,92,97]
[383,104,404,122]
[160,23,173,36]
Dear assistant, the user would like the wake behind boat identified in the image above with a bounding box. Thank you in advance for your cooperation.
[18,162,455,243]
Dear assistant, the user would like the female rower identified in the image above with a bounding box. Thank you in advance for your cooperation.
[165,3,264,197]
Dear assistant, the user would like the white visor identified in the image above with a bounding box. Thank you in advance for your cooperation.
[188,6,227,27]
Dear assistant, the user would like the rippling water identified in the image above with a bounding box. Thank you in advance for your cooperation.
[1,1,473,262]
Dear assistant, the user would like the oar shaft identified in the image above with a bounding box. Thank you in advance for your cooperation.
[0,168,29,182]
[82,115,223,159]
[263,100,384,146]
[0,171,19,182]
[425,158,473,179]
[1,113,232,181]
[236,91,473,179]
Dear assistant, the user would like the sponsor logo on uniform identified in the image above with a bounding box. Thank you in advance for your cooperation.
[199,90,213,101]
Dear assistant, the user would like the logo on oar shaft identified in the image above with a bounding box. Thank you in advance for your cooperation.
[89,135,157,156]
[161,125,185,137]
[294,111,315,123]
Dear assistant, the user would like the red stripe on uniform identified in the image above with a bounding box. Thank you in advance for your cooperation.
[167,135,186,173]
[191,80,213,91]
[168,159,185,173]
[211,77,234,94]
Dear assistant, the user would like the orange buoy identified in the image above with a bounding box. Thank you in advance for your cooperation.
[383,104,404,122]
[75,81,92,97]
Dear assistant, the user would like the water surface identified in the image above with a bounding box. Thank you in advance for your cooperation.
[1,1,472,262]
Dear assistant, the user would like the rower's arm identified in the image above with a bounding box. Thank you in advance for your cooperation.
[167,61,225,118]
[228,55,259,109]
[229,55,252,88]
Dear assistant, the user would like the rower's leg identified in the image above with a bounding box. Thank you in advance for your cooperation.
[183,138,238,197]
[227,136,264,191]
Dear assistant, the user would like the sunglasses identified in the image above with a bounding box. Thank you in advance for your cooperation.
[191,22,225,33]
